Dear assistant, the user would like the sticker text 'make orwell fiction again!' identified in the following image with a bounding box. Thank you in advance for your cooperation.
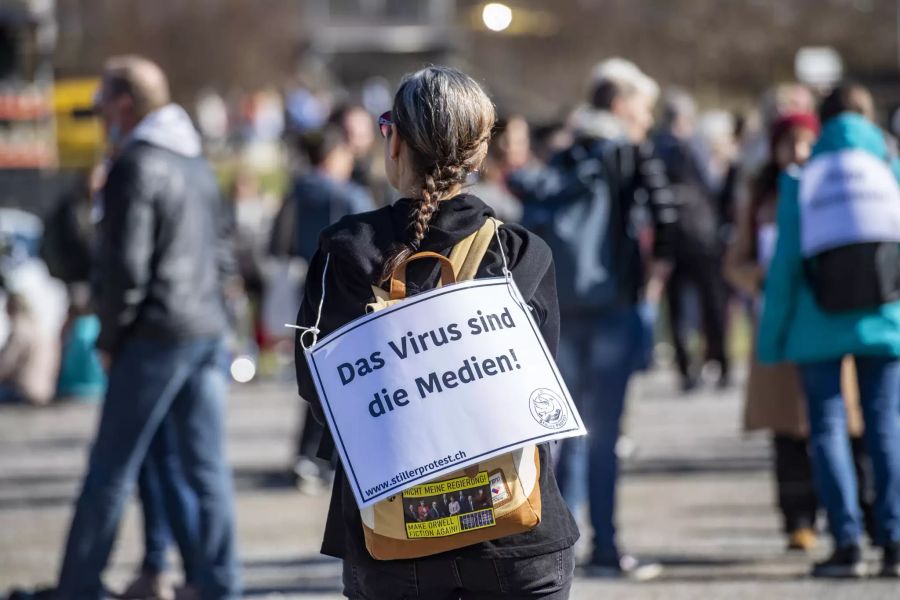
[335,307,523,418]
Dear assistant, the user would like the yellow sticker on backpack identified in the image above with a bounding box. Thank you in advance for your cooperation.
[401,471,496,538]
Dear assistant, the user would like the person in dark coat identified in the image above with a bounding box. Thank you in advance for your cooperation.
[510,57,674,581]
[294,66,578,599]
[55,55,239,600]
[653,89,730,391]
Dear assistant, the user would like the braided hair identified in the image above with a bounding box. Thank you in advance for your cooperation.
[380,66,495,283]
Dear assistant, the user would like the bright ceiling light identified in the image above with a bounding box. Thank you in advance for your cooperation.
[483,3,513,32]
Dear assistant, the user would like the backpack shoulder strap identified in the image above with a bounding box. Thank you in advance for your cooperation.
[368,217,504,312]
[447,228,478,275]
[450,217,503,282]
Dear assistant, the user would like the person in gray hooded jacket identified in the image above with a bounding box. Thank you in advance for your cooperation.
[55,56,240,600]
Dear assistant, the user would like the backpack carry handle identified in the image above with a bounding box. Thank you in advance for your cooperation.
[389,251,457,300]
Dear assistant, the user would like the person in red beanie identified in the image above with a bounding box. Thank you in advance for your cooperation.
[725,111,874,553]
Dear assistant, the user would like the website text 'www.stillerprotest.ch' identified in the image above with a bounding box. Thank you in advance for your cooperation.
[364,450,468,499]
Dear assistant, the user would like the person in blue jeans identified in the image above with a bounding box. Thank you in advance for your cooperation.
[54,56,240,599]
[759,84,900,579]
[511,58,677,580]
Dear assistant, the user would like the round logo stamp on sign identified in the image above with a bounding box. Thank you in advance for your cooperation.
[529,388,568,429]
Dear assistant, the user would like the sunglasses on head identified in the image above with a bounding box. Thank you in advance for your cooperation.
[378,111,393,138]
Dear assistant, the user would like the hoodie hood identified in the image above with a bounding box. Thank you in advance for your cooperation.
[813,112,889,161]
[569,106,628,141]
[128,104,202,157]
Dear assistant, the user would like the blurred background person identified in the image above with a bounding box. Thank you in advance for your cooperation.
[262,120,372,358]
[55,55,240,599]
[530,120,574,165]
[740,83,817,178]
[228,167,276,355]
[290,123,374,263]
[466,115,528,223]
[0,212,67,407]
[758,83,900,579]
[725,111,873,553]
[498,114,533,171]
[327,104,376,189]
[49,163,108,404]
[715,112,749,246]
[653,89,730,391]
[288,121,374,493]
[511,57,677,580]
[0,289,57,405]
[39,166,100,288]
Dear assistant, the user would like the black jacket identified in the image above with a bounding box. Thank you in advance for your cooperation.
[294,193,578,561]
[509,134,677,311]
[291,172,374,262]
[268,172,373,259]
[652,131,719,256]
[610,139,679,262]
[94,141,234,353]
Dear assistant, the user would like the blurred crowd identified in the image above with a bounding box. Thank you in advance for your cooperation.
[3,52,900,596]
[0,70,872,407]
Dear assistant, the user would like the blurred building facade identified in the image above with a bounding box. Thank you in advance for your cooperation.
[44,1,900,123]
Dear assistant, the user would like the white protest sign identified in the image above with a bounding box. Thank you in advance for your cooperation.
[305,277,585,508]
[799,149,900,257]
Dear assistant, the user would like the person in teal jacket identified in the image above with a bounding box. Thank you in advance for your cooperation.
[759,83,900,579]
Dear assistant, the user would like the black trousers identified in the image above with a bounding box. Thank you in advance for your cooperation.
[342,548,575,599]
[666,250,729,380]
[773,435,818,532]
[773,434,875,537]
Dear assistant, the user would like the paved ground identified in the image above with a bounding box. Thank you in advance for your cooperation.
[1,370,897,599]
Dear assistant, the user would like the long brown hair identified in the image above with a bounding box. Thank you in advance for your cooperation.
[379,66,495,283]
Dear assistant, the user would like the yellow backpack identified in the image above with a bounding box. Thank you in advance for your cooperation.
[360,217,542,560]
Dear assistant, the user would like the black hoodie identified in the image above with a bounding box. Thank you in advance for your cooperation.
[294,193,578,561]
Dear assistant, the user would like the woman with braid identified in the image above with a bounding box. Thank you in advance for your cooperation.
[295,66,578,598]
